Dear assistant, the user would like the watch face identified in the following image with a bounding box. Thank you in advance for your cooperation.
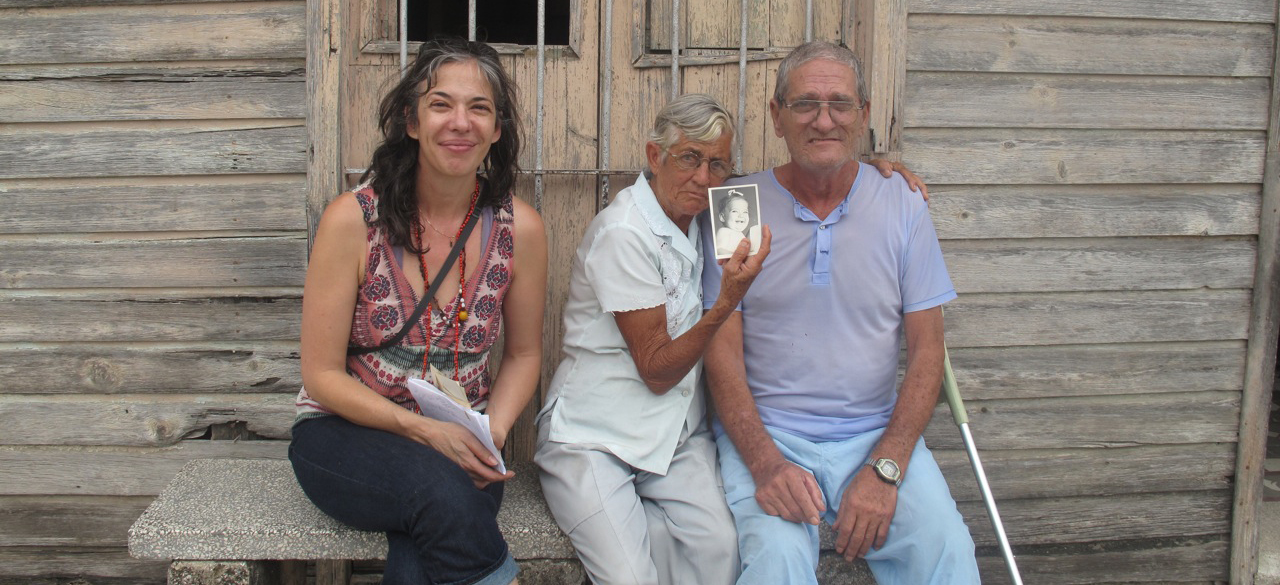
[876,459,900,480]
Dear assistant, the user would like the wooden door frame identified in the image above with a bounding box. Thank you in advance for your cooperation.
[1230,5,1280,581]
[852,0,907,161]
[306,0,343,247]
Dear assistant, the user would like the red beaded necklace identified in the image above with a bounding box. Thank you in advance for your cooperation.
[414,179,480,379]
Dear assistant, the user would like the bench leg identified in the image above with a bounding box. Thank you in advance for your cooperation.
[279,560,307,585]
[169,560,266,585]
[315,560,353,585]
[169,560,307,585]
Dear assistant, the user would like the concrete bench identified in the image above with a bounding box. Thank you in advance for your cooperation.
[129,458,874,584]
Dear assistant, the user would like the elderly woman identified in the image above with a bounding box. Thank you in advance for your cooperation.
[534,94,768,585]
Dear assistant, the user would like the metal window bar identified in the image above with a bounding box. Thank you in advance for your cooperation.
[535,0,546,212]
[736,0,748,173]
[468,0,477,41]
[805,0,813,42]
[399,0,408,77]
[671,0,680,100]
[599,0,615,207]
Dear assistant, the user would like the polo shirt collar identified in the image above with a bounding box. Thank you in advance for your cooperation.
[776,164,864,225]
[632,173,700,263]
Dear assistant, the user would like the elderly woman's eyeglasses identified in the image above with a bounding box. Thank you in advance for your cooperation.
[782,99,865,120]
[666,150,733,179]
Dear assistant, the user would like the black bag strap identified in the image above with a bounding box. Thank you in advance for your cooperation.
[347,207,483,356]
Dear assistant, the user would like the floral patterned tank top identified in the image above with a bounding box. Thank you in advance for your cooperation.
[295,185,515,419]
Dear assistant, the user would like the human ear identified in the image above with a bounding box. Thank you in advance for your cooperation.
[769,99,783,138]
[645,142,663,175]
[405,106,419,140]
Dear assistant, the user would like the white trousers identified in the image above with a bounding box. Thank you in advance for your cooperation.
[535,421,739,585]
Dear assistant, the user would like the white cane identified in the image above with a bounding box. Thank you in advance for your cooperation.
[942,344,1024,584]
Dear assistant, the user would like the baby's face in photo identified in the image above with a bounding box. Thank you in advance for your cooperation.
[725,198,750,231]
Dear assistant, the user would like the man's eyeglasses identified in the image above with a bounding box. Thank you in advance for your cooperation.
[781,99,865,120]
[666,150,733,179]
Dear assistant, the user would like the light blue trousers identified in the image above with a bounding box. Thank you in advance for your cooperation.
[717,426,980,585]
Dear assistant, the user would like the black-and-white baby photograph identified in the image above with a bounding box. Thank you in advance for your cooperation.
[708,184,763,259]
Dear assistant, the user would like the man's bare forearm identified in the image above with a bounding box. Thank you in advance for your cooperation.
[704,312,785,476]
[867,306,945,473]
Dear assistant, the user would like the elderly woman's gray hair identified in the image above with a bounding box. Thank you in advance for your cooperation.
[773,41,869,108]
[649,93,735,153]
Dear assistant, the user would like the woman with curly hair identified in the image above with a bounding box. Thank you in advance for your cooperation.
[289,38,547,585]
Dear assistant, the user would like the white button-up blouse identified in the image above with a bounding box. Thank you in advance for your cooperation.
[537,173,706,475]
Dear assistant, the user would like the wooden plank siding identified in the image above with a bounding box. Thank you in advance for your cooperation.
[0,79,306,123]
[0,0,306,581]
[907,16,1275,76]
[0,126,308,179]
[928,184,1261,239]
[0,344,300,395]
[0,0,1274,582]
[0,3,305,64]
[906,73,1270,130]
[0,236,307,289]
[904,129,1266,184]
[0,180,308,234]
[899,3,1275,582]
[908,0,1275,22]
[0,548,168,584]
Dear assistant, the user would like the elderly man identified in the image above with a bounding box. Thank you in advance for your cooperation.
[700,42,980,584]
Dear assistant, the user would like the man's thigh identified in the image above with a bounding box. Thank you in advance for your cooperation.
[715,431,823,584]
[821,432,962,532]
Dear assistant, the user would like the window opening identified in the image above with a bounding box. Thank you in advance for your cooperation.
[408,0,571,45]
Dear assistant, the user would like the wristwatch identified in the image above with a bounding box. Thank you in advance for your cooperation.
[867,457,902,487]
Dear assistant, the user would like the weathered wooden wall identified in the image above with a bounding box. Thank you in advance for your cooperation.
[900,0,1278,582]
[2,0,1277,583]
[0,0,305,582]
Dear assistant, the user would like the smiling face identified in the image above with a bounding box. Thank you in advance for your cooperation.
[406,60,502,181]
[722,197,750,232]
[645,131,734,230]
[770,58,869,173]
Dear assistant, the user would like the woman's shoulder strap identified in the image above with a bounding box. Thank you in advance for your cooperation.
[353,185,379,225]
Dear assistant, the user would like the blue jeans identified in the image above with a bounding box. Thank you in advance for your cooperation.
[289,416,518,585]
[717,426,979,585]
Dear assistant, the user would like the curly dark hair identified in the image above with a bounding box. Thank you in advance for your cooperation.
[361,38,522,254]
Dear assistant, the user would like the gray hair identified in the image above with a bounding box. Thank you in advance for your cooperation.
[649,93,735,153]
[773,41,868,107]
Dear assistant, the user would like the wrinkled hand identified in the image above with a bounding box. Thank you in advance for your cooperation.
[868,159,929,202]
[413,418,513,489]
[832,466,897,561]
[754,458,825,525]
[715,225,772,308]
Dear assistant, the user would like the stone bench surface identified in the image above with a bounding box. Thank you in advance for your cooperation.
[128,458,573,561]
[129,458,875,584]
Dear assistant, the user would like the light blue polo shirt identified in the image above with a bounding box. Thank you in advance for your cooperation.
[700,163,955,442]
[539,173,705,475]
